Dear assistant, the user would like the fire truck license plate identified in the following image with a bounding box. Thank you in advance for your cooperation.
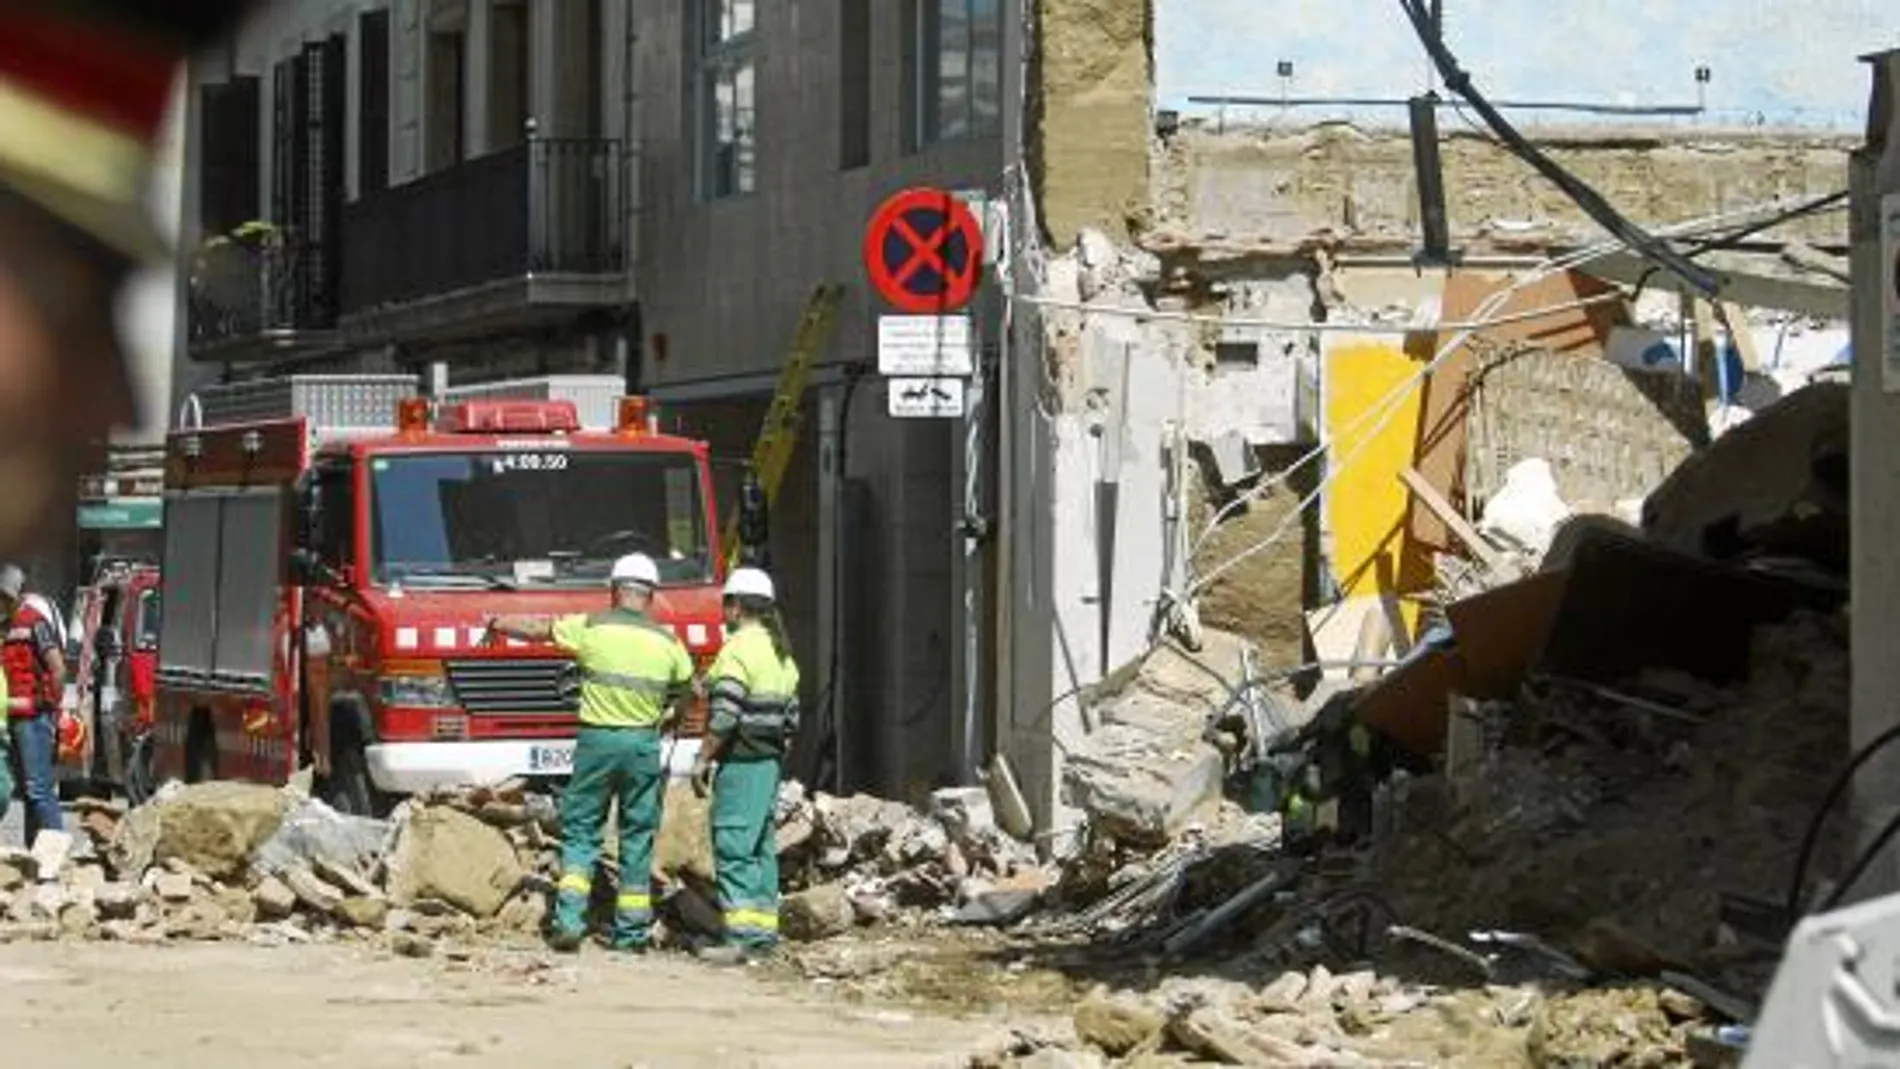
[527,744,574,774]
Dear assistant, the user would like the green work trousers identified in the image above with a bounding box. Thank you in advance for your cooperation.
[711,756,782,948]
[554,725,663,948]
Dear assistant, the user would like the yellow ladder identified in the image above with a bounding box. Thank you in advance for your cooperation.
[723,282,846,571]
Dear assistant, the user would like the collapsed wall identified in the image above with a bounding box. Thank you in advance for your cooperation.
[1010,96,1854,836]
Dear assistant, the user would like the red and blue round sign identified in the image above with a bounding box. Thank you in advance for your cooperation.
[862,187,986,314]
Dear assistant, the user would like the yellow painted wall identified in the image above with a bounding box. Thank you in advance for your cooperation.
[1323,339,1433,630]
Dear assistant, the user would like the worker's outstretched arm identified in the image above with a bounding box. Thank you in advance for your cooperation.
[485,614,554,642]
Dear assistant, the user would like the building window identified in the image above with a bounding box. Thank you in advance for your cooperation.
[839,0,871,170]
[695,0,757,199]
[913,0,1000,147]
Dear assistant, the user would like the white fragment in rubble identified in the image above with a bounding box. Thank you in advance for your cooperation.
[152,872,196,903]
[29,831,72,884]
[1479,458,1572,556]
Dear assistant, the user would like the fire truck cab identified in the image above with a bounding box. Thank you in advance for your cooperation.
[155,375,733,815]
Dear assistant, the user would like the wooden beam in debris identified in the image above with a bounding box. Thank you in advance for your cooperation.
[1398,466,1512,576]
[1582,251,1847,320]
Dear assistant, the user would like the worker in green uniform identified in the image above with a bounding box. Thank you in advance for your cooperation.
[691,567,800,964]
[487,552,693,953]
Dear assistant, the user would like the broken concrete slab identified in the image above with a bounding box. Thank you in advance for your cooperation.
[336,896,390,930]
[1063,733,1223,847]
[1062,637,1235,846]
[384,805,525,919]
[782,883,856,942]
[655,783,715,883]
[152,782,293,881]
[952,889,1041,927]
[151,871,195,903]
[280,866,344,914]
[106,802,163,879]
[1642,381,1848,572]
[1073,989,1168,1056]
[251,876,297,921]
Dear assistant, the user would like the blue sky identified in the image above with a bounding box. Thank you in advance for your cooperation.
[1157,1,1900,129]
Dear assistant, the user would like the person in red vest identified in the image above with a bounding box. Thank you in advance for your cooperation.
[0,2,267,563]
[0,563,64,843]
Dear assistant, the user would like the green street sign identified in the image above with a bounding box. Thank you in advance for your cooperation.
[76,499,162,530]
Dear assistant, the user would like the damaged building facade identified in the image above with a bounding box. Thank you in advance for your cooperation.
[163,0,1900,869]
[995,0,1892,847]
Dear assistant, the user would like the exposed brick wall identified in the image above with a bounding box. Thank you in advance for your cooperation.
[1034,0,1154,248]
[1152,124,1855,248]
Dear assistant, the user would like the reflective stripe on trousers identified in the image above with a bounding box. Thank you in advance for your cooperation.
[723,905,779,940]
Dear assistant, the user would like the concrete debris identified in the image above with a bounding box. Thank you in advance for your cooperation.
[335,896,390,930]
[151,781,294,881]
[1072,989,1167,1056]
[1062,639,1238,847]
[1642,382,1847,574]
[1480,458,1573,558]
[781,883,857,942]
[771,781,1047,938]
[150,871,195,903]
[384,805,524,920]
[0,850,36,891]
[250,875,298,920]
[251,796,390,880]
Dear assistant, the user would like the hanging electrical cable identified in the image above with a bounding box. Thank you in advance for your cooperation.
[1395,0,1720,298]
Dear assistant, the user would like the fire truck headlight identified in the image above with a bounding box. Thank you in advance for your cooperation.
[378,674,457,709]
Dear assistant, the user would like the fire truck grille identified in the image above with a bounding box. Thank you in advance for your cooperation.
[444,659,578,716]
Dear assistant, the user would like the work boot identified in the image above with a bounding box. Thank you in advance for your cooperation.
[546,927,585,954]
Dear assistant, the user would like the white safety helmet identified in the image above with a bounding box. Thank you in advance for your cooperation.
[608,553,660,588]
[722,567,776,603]
[0,563,22,601]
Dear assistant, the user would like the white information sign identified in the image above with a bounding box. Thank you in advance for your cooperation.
[878,315,974,376]
[887,377,966,419]
[1884,192,1900,393]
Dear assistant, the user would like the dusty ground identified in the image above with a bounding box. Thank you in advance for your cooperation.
[0,940,1031,1069]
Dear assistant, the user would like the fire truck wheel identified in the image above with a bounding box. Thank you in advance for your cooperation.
[322,721,388,818]
[185,712,219,783]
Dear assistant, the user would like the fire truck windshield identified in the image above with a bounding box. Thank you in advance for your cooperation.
[368,450,711,588]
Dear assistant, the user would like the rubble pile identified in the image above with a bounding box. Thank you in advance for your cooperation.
[773,781,1048,937]
[0,780,563,953]
[966,968,1739,1068]
[1373,610,1848,997]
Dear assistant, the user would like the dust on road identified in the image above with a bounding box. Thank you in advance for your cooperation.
[0,941,1023,1069]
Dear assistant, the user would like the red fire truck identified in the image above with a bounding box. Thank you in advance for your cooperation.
[154,375,734,815]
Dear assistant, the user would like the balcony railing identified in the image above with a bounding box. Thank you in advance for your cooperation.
[187,235,335,349]
[339,138,625,316]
